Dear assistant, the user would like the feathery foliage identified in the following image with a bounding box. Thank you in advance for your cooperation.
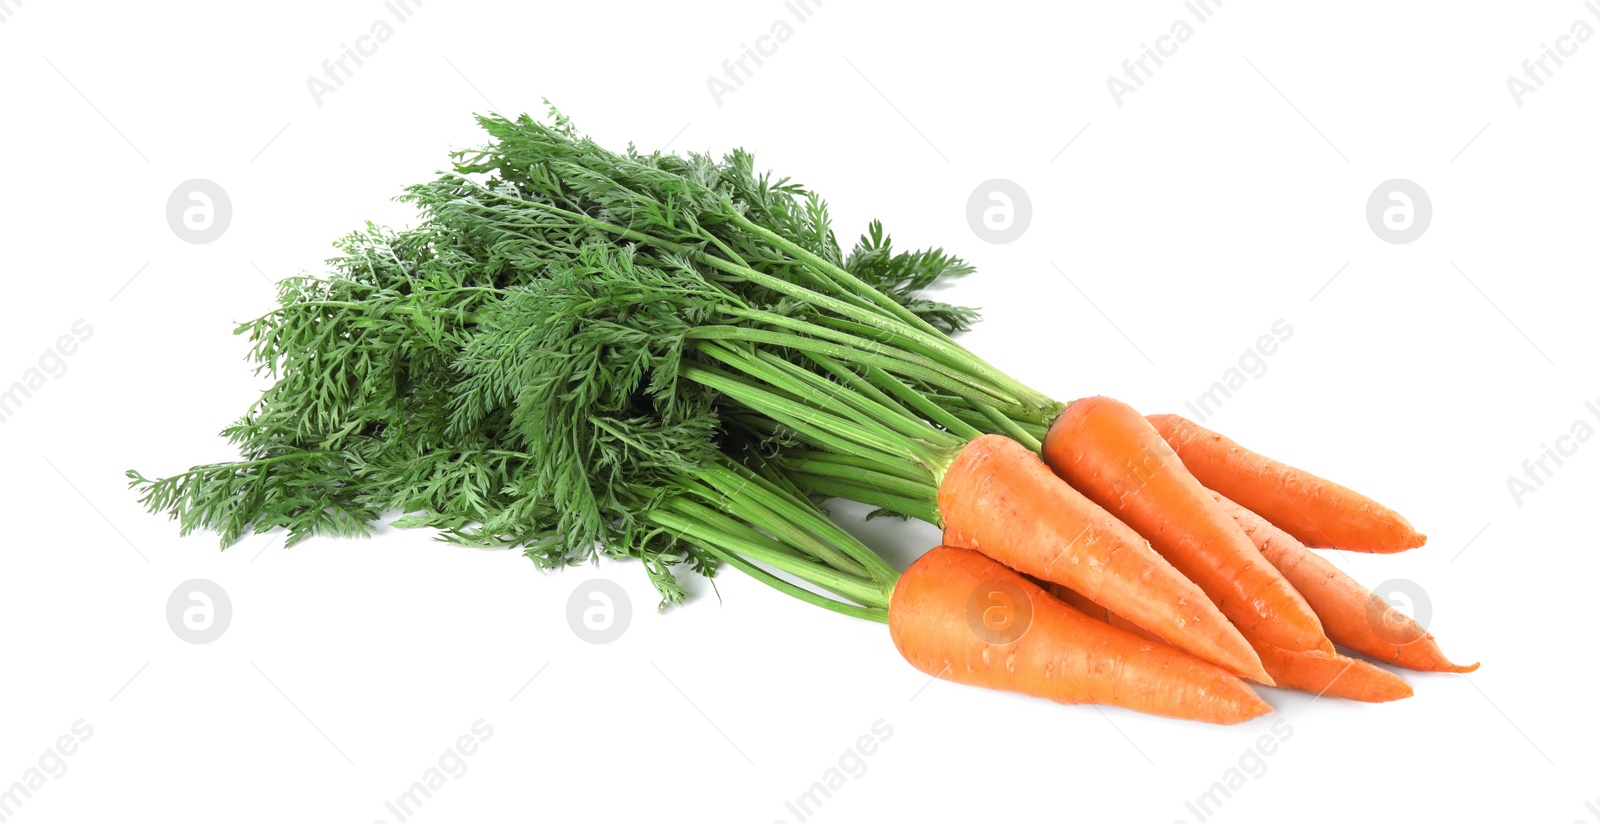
[129,105,976,612]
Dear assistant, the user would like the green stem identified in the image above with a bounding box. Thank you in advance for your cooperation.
[697,541,889,623]
[458,169,1060,424]
[662,495,820,568]
[749,348,963,451]
[682,362,949,473]
[720,306,1031,407]
[731,213,1060,416]
[701,461,899,587]
[733,214,940,335]
[775,449,932,485]
[783,472,941,526]
[454,184,1062,427]
[852,363,986,441]
[692,323,1029,418]
[684,472,870,580]
[648,504,889,611]
[451,188,935,356]
[801,353,926,434]
[977,403,1044,453]
[695,342,927,453]
[779,457,936,500]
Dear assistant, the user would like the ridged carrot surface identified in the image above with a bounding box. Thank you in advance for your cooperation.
[1045,581,1411,702]
[1214,491,1477,673]
[1244,636,1413,703]
[1149,414,1426,553]
[1043,397,1330,653]
[890,546,1273,725]
[938,434,1268,683]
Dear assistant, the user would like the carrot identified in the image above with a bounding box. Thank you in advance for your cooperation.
[1046,581,1411,701]
[1045,582,1172,647]
[1244,637,1413,703]
[1148,414,1425,553]
[890,546,1273,725]
[685,338,1269,678]
[939,434,1271,683]
[1043,581,1169,643]
[1213,490,1478,673]
[1046,582,1113,623]
[1043,396,1331,653]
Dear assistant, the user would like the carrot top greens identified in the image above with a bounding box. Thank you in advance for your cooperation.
[129,106,980,614]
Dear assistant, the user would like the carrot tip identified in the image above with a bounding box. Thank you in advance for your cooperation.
[1364,686,1414,704]
[1382,684,1420,704]
[1237,693,1274,723]
[1448,661,1481,673]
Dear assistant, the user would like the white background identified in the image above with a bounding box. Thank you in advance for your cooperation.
[2,1,1596,821]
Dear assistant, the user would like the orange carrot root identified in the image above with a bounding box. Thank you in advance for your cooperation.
[938,434,1269,683]
[1045,582,1112,623]
[1047,582,1412,701]
[891,546,1274,725]
[1245,637,1414,703]
[1148,413,1426,553]
[1043,397,1330,653]
[1213,490,1478,674]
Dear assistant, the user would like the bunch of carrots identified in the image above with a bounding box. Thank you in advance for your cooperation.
[130,108,1475,726]
[889,404,1475,724]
